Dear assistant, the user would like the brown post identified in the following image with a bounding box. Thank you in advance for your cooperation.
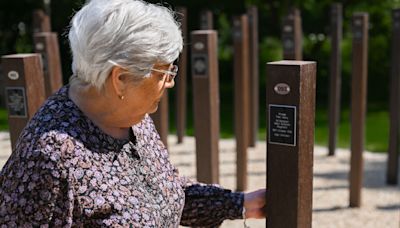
[350,13,369,208]
[328,3,343,156]
[176,7,188,144]
[151,91,169,149]
[34,32,63,97]
[247,6,259,147]
[191,30,220,184]
[1,54,46,150]
[200,10,213,30]
[266,60,316,228]
[387,9,400,185]
[32,9,51,33]
[282,8,302,60]
[233,15,250,191]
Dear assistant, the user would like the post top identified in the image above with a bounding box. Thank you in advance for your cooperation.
[191,30,217,35]
[267,60,316,66]
[2,53,41,59]
[353,12,369,18]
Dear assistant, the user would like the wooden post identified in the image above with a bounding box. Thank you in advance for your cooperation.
[233,15,250,191]
[32,9,51,33]
[282,8,302,60]
[1,54,46,150]
[328,3,343,156]
[247,6,259,147]
[191,30,220,184]
[33,32,63,97]
[387,9,400,185]
[151,91,169,149]
[176,7,188,144]
[266,60,316,228]
[200,10,213,30]
[350,13,369,208]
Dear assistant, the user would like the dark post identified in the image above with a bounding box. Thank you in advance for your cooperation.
[266,60,316,228]
[1,54,46,149]
[282,8,302,60]
[151,92,169,149]
[176,7,188,144]
[233,15,250,191]
[200,10,213,30]
[191,30,220,184]
[247,6,259,147]
[328,3,343,156]
[387,9,400,185]
[33,32,63,97]
[32,9,51,33]
[350,13,369,207]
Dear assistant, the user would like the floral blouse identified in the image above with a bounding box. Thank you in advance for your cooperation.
[0,86,243,227]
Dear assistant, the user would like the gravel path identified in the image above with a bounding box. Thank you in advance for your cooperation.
[0,132,398,227]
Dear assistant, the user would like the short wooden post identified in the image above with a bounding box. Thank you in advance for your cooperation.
[191,30,220,184]
[233,15,250,191]
[32,9,51,33]
[1,54,46,149]
[282,8,302,60]
[266,60,316,228]
[387,9,400,185]
[151,92,169,149]
[200,10,213,30]
[247,6,259,147]
[350,13,369,208]
[33,32,63,97]
[328,3,343,156]
[175,7,188,144]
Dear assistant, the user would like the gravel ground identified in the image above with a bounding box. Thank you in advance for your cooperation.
[0,132,398,227]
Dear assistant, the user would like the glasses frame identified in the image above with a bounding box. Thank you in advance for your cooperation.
[108,60,178,82]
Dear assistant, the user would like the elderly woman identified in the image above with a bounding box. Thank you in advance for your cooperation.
[0,0,265,227]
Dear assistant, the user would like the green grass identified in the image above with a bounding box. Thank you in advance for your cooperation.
[0,108,9,131]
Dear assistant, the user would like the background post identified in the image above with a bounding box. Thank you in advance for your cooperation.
[350,12,369,208]
[266,60,316,228]
[1,54,46,150]
[191,30,220,184]
[32,9,51,33]
[200,10,213,30]
[282,8,302,60]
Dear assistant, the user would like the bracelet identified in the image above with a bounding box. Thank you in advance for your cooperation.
[242,207,250,228]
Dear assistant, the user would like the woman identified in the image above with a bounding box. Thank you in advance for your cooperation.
[0,0,266,226]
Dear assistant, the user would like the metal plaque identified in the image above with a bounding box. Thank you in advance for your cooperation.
[269,104,296,146]
[192,54,208,77]
[6,87,28,118]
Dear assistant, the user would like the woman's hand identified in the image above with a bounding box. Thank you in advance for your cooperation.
[243,188,266,219]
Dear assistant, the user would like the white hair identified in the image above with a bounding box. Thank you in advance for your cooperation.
[68,0,183,89]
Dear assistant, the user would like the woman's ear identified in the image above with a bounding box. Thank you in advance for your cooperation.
[110,66,127,98]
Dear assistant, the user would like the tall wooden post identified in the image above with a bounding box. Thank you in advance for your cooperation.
[247,6,259,147]
[233,15,250,191]
[328,3,343,156]
[350,13,369,208]
[34,32,63,97]
[1,54,46,149]
[266,61,316,228]
[282,8,302,60]
[32,9,51,33]
[191,30,220,184]
[176,7,188,144]
[200,10,213,30]
[151,92,169,149]
[387,9,400,185]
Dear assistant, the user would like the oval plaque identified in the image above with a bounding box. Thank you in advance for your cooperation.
[8,71,19,80]
[354,19,362,26]
[35,42,44,51]
[283,25,293,33]
[194,42,205,51]
[274,83,291,95]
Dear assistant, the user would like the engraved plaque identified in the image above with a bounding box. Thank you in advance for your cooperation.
[283,38,294,51]
[8,71,19,80]
[192,54,208,77]
[6,87,28,118]
[269,104,296,146]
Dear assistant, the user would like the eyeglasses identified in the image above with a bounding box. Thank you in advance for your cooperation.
[108,60,178,82]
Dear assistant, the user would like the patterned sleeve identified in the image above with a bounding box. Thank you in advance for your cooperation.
[179,179,244,227]
[0,134,73,227]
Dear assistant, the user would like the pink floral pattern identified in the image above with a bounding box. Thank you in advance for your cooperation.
[0,86,243,227]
